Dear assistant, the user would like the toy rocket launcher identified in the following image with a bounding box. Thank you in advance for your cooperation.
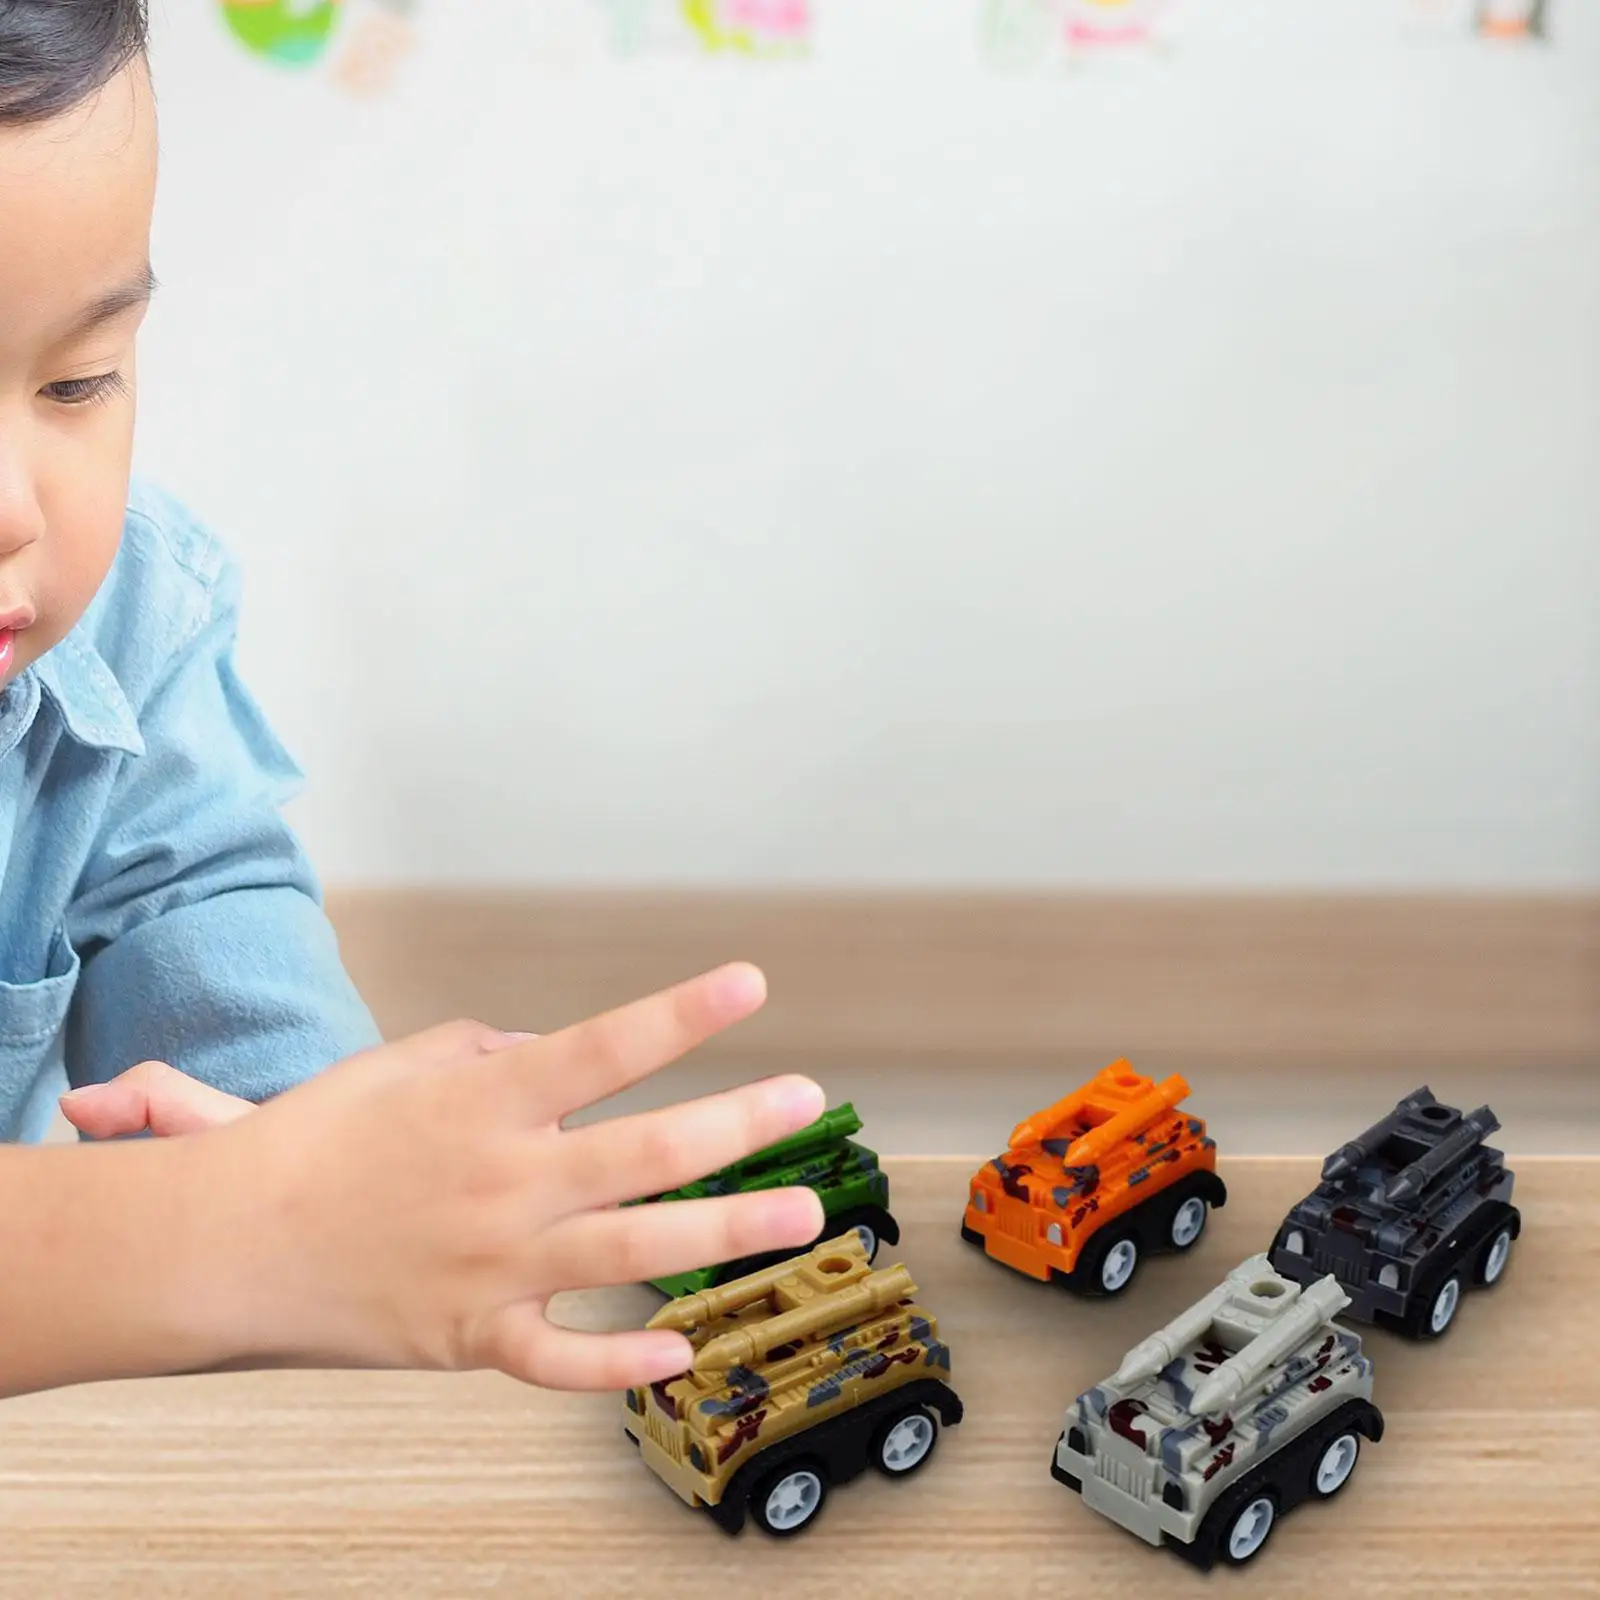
[960,1061,1226,1296]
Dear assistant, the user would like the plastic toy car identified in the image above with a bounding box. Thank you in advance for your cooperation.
[629,1100,898,1297]
[1051,1253,1384,1568]
[623,1229,963,1537]
[960,1060,1226,1295]
[1267,1085,1520,1340]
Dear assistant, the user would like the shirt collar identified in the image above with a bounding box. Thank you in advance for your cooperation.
[30,628,145,756]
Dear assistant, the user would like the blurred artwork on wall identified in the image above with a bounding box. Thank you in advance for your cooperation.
[599,0,813,59]
[979,0,1173,74]
[1407,0,1554,39]
[1475,0,1550,38]
[215,0,420,91]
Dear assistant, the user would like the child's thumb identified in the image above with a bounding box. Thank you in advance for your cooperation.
[60,1062,255,1138]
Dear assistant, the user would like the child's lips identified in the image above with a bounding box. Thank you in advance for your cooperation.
[0,608,32,675]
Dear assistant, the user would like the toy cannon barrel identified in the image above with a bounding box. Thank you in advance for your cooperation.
[1009,1084,1095,1150]
[710,1101,864,1185]
[691,1264,918,1371]
[1062,1073,1190,1170]
[1188,1274,1349,1416]
[647,1229,873,1334]
[1384,1103,1500,1205]
[1320,1086,1435,1182]
[1111,1277,1236,1388]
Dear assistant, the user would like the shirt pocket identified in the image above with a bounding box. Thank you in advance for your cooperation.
[0,925,81,1049]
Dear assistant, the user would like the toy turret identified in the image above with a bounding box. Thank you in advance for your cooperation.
[1187,1262,1349,1416]
[1320,1086,1436,1181]
[690,1263,918,1372]
[1007,1062,1191,1169]
[1110,1277,1238,1388]
[1384,1105,1499,1204]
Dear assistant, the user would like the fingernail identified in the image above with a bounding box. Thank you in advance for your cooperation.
[485,1030,539,1052]
[712,963,766,1010]
[776,1076,825,1121]
[59,1087,88,1103]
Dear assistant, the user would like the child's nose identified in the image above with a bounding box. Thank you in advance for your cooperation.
[0,436,45,556]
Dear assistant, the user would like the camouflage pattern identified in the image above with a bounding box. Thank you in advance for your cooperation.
[1268,1086,1518,1326]
[630,1102,896,1297]
[623,1230,953,1513]
[1053,1254,1375,1549]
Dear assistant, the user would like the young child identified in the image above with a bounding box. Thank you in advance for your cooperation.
[0,2,825,1399]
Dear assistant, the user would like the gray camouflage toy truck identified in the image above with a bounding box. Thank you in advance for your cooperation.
[1267,1086,1520,1340]
[1051,1253,1383,1569]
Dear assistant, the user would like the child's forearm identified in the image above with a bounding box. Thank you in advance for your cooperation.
[0,1137,261,1398]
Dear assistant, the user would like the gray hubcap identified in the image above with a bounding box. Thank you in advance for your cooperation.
[1315,1433,1359,1494]
[1101,1239,1138,1291]
[1170,1197,1206,1247]
[1430,1278,1460,1333]
[1484,1229,1511,1283]
[764,1469,822,1531]
[1228,1496,1275,1560]
[880,1413,934,1471]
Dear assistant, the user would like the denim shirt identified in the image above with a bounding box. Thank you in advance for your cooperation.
[0,477,381,1143]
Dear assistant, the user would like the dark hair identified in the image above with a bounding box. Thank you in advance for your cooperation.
[0,0,149,125]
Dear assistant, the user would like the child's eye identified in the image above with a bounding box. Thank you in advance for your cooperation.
[43,372,130,407]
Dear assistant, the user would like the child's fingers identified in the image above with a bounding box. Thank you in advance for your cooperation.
[58,1061,254,1137]
[501,963,767,1125]
[534,1188,826,1294]
[482,1307,693,1392]
[553,1073,825,1213]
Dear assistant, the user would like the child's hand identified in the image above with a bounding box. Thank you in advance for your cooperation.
[60,1062,255,1138]
[192,962,827,1391]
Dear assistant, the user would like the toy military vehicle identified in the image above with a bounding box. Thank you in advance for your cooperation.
[1267,1086,1520,1340]
[622,1230,963,1537]
[1051,1253,1383,1569]
[630,1101,898,1297]
[960,1060,1226,1296]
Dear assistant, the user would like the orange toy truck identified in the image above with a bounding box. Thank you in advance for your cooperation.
[960,1061,1226,1297]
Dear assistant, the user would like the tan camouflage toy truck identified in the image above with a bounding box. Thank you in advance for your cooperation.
[622,1230,964,1536]
[1051,1253,1384,1569]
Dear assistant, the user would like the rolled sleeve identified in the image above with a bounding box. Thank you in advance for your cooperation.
[62,561,381,1099]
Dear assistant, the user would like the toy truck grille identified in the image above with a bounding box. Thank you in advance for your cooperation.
[1094,1442,1155,1504]
[1311,1241,1369,1287]
[992,1201,1035,1245]
[641,1404,682,1464]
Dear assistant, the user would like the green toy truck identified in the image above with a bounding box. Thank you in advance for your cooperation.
[632,1101,898,1297]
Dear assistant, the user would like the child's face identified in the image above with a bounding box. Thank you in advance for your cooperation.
[0,58,157,688]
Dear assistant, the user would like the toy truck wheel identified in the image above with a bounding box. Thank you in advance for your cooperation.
[1075,1226,1141,1296]
[831,1206,899,1264]
[871,1403,939,1478]
[1167,1195,1209,1250]
[1309,1430,1361,1497]
[1221,1491,1278,1564]
[1474,1224,1514,1287]
[750,1460,829,1537]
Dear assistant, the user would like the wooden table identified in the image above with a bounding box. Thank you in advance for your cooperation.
[0,1159,1593,1597]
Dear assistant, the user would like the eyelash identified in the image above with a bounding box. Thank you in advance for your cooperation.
[44,371,130,408]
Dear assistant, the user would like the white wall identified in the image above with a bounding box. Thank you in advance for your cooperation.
[132,0,1600,887]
